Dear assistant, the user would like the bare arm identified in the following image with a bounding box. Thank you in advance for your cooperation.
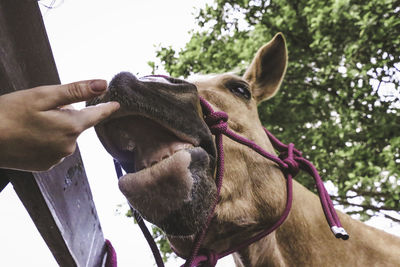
[0,80,120,171]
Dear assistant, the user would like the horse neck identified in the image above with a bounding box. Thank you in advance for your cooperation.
[233,180,400,267]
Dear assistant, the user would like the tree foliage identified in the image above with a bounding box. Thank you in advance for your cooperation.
[155,0,400,223]
[145,0,400,262]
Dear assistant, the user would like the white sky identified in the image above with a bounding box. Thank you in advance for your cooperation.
[0,0,233,266]
[0,1,399,266]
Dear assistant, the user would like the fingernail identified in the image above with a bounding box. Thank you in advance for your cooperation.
[97,101,120,110]
[110,101,120,110]
[89,80,107,92]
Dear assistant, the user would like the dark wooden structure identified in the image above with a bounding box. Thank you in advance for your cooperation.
[0,1,108,266]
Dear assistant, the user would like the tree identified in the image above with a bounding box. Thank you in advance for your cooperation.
[149,0,400,261]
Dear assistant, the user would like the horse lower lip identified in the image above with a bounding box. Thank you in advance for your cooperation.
[119,149,193,218]
[117,146,216,236]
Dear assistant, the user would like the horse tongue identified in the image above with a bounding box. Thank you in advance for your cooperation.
[118,150,194,222]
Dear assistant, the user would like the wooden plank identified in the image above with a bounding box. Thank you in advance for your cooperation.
[0,1,59,92]
[4,169,78,267]
[0,1,107,266]
[4,149,106,267]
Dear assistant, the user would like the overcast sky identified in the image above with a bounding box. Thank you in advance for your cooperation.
[0,0,232,266]
[0,1,398,267]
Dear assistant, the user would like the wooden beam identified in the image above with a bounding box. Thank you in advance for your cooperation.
[4,149,106,267]
[0,1,60,92]
[0,1,107,266]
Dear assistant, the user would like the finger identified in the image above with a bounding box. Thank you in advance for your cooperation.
[75,101,120,131]
[36,80,108,110]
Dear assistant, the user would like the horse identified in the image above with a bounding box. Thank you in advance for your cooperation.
[87,33,400,266]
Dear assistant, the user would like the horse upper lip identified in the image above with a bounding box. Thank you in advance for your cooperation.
[88,72,216,172]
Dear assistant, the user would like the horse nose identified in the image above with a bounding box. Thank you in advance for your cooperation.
[138,75,173,83]
[139,75,198,92]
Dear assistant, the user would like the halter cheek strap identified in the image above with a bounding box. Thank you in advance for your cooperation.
[114,97,349,267]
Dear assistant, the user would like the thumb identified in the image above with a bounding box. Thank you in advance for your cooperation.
[38,80,108,110]
[76,101,121,131]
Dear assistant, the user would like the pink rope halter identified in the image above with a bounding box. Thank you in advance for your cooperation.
[114,96,349,267]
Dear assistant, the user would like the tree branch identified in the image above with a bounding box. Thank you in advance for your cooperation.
[348,188,392,199]
[332,197,398,212]
[381,213,400,224]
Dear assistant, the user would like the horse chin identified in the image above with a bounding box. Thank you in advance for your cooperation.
[118,147,217,236]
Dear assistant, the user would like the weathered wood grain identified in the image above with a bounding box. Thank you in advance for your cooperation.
[0,1,108,266]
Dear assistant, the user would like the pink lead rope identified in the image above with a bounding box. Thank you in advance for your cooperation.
[183,97,349,267]
[113,96,349,267]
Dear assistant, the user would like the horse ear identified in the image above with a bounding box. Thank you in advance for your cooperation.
[243,33,288,104]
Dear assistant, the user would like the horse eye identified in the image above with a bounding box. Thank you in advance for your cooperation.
[226,81,251,100]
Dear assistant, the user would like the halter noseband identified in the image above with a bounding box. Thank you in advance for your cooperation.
[114,96,349,267]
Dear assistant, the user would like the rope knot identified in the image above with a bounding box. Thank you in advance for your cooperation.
[204,111,228,135]
[279,143,300,177]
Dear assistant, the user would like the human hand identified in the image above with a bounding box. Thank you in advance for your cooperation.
[0,80,120,171]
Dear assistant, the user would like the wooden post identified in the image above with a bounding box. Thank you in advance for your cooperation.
[0,1,107,266]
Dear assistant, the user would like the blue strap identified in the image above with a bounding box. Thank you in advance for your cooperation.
[113,159,165,267]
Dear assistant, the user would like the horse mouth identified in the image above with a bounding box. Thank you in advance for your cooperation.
[98,114,217,236]
[89,73,217,236]
[103,115,199,172]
